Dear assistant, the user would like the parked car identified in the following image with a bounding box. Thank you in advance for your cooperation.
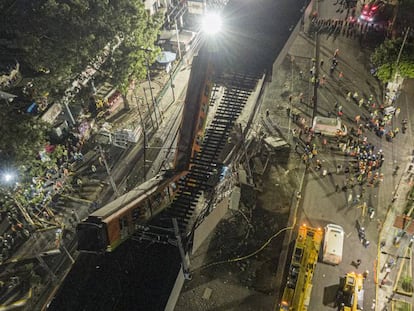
[359,0,392,24]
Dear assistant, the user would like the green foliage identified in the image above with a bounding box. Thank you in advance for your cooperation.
[402,276,413,292]
[0,105,50,170]
[0,0,164,182]
[371,38,414,83]
[0,0,163,98]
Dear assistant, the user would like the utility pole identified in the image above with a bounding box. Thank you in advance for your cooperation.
[134,95,148,182]
[142,87,156,129]
[312,32,320,124]
[140,47,162,128]
[287,55,294,141]
[144,55,159,128]
[394,26,410,79]
[172,218,191,280]
[98,145,120,197]
[169,69,176,103]
[175,22,182,60]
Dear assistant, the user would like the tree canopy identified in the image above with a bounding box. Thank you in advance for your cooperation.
[0,0,164,175]
[0,0,163,98]
[370,37,414,83]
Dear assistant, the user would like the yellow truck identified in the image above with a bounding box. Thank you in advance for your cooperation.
[279,224,323,310]
[339,272,364,311]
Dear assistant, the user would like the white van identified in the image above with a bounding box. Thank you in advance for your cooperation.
[323,224,344,265]
[312,116,347,137]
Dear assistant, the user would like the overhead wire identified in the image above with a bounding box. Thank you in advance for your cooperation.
[193,225,294,272]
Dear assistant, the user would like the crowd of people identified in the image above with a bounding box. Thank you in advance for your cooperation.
[0,128,89,264]
[308,8,389,41]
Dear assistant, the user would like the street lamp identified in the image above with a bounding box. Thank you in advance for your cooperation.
[201,12,223,35]
[381,251,410,261]
[3,173,14,183]
[1,171,17,185]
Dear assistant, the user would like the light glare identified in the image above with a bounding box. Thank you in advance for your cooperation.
[202,12,222,35]
[2,172,16,184]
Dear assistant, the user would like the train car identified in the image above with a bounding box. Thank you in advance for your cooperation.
[77,171,182,253]
[173,48,213,171]
[77,47,214,253]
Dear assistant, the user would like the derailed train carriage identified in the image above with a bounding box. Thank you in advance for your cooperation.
[76,171,182,253]
[77,49,214,253]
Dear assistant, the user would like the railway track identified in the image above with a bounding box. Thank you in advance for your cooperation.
[147,70,262,242]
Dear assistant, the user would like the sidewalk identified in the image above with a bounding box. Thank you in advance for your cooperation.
[265,0,412,310]
[376,160,414,310]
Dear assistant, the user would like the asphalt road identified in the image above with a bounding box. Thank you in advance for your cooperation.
[293,1,414,310]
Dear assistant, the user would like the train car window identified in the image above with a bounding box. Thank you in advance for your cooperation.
[119,216,129,239]
[195,135,202,146]
[204,84,211,97]
[201,102,208,114]
[119,217,127,230]
[132,207,141,222]
[198,118,205,130]
[164,187,172,201]
[153,192,163,206]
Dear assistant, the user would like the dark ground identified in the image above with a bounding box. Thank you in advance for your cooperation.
[175,149,301,310]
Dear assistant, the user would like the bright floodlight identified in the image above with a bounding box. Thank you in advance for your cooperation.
[3,173,15,183]
[202,12,222,35]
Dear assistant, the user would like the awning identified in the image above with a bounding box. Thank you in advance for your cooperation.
[156,51,177,64]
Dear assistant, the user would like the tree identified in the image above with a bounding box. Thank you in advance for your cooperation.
[0,0,164,177]
[0,105,50,173]
[0,0,163,100]
[370,37,414,83]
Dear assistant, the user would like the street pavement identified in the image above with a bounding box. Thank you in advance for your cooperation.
[266,0,414,310]
[172,0,414,310]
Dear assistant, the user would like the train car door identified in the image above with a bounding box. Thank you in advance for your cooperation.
[119,216,129,240]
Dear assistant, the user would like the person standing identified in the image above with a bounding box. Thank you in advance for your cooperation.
[346,91,352,102]
[353,91,359,101]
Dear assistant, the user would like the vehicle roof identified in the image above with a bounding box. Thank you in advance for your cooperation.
[324,224,344,255]
[313,116,340,126]
[89,172,174,219]
[366,0,384,7]
[325,223,344,231]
